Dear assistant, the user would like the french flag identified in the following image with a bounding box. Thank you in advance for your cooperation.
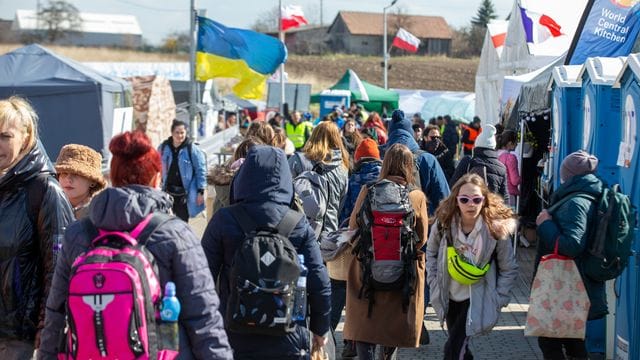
[281,5,308,31]
[392,28,421,53]
[520,6,563,43]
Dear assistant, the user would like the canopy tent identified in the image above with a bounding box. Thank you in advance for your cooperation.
[311,70,399,113]
[420,93,475,124]
[475,20,509,125]
[0,44,131,161]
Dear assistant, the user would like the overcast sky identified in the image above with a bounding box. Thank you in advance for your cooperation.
[0,0,514,45]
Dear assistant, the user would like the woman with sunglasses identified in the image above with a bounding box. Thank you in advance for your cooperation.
[426,173,518,359]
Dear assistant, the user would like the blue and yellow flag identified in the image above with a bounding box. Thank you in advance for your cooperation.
[196,16,287,99]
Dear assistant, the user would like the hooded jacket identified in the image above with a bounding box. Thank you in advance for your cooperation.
[202,146,331,358]
[39,186,232,359]
[385,112,450,216]
[426,217,518,337]
[288,150,349,238]
[208,161,239,215]
[536,173,606,320]
[450,147,509,202]
[159,138,207,218]
[362,117,388,145]
[0,142,73,343]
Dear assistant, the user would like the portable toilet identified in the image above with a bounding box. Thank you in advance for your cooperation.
[579,56,626,357]
[549,65,583,191]
[612,53,640,360]
[318,89,351,119]
[579,57,625,186]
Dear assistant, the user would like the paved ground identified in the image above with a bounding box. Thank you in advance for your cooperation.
[189,215,543,359]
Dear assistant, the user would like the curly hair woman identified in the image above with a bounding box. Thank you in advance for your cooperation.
[426,173,518,360]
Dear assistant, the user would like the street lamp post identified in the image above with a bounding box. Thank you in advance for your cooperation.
[383,0,398,90]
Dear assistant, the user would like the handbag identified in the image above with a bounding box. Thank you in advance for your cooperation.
[524,240,591,339]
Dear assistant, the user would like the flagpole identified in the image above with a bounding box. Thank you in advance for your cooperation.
[279,0,285,114]
[189,0,198,139]
[564,0,594,65]
[382,0,397,90]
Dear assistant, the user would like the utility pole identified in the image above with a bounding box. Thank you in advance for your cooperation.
[320,0,323,26]
[189,0,198,139]
[279,0,285,113]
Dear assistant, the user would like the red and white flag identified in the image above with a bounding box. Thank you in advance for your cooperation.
[281,5,308,31]
[392,28,420,53]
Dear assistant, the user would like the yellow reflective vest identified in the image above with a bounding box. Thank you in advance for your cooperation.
[286,121,311,150]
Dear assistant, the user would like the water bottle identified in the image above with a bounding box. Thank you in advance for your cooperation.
[292,255,308,321]
[159,282,180,351]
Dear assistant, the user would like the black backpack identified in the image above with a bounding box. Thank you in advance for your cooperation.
[354,179,419,317]
[226,206,304,335]
[411,149,425,189]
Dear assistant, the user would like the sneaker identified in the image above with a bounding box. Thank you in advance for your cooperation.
[420,327,430,345]
[341,340,357,358]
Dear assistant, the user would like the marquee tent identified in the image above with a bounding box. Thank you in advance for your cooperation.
[311,70,399,113]
[0,44,131,161]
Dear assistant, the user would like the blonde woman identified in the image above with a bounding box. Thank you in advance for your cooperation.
[0,96,74,357]
[55,144,107,219]
[426,174,518,360]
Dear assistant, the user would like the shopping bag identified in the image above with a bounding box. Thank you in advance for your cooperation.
[524,241,590,338]
[311,344,329,360]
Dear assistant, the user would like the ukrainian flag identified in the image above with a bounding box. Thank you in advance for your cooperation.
[196,16,287,99]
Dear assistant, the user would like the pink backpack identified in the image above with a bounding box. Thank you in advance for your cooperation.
[58,213,178,360]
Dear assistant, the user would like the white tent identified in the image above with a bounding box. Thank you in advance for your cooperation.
[475,20,508,125]
[475,0,588,125]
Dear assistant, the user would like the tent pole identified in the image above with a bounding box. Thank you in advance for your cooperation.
[189,0,198,139]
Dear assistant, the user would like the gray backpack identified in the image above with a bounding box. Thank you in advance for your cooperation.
[293,163,329,238]
[355,179,419,316]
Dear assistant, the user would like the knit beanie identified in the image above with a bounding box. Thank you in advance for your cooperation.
[355,138,380,162]
[474,124,497,150]
[55,144,107,191]
[388,109,412,134]
[560,150,598,183]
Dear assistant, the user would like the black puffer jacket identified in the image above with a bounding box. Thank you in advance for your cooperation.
[0,142,73,342]
[450,147,509,202]
[39,186,233,359]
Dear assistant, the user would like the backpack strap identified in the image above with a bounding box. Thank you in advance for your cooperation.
[85,213,173,247]
[229,205,259,235]
[547,191,597,214]
[275,209,304,238]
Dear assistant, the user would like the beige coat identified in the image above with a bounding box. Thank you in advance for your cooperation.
[342,182,428,348]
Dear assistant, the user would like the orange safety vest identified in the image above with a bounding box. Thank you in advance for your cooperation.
[462,126,481,151]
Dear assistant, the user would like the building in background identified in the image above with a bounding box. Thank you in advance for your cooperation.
[326,11,451,56]
[9,9,142,48]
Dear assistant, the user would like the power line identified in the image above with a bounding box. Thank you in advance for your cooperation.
[112,0,188,12]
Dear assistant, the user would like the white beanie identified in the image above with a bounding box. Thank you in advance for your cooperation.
[474,124,497,150]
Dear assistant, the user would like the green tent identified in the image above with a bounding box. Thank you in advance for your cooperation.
[310,69,399,114]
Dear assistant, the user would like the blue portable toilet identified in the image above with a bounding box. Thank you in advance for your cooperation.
[612,53,640,360]
[579,56,626,357]
[579,57,625,186]
[318,89,351,119]
[550,65,583,190]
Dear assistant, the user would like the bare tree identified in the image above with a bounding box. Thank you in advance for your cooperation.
[38,0,82,43]
[250,6,280,33]
[161,31,190,53]
[390,6,413,34]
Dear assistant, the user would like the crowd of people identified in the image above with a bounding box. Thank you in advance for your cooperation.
[0,95,609,360]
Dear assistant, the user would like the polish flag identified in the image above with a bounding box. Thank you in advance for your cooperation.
[392,28,420,53]
[281,5,308,31]
[519,6,563,44]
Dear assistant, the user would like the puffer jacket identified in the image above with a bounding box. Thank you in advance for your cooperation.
[426,218,518,337]
[450,147,509,202]
[38,186,232,359]
[289,150,349,238]
[536,173,606,320]
[339,158,382,224]
[159,138,207,217]
[0,142,73,343]
[202,145,331,358]
[384,128,450,216]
